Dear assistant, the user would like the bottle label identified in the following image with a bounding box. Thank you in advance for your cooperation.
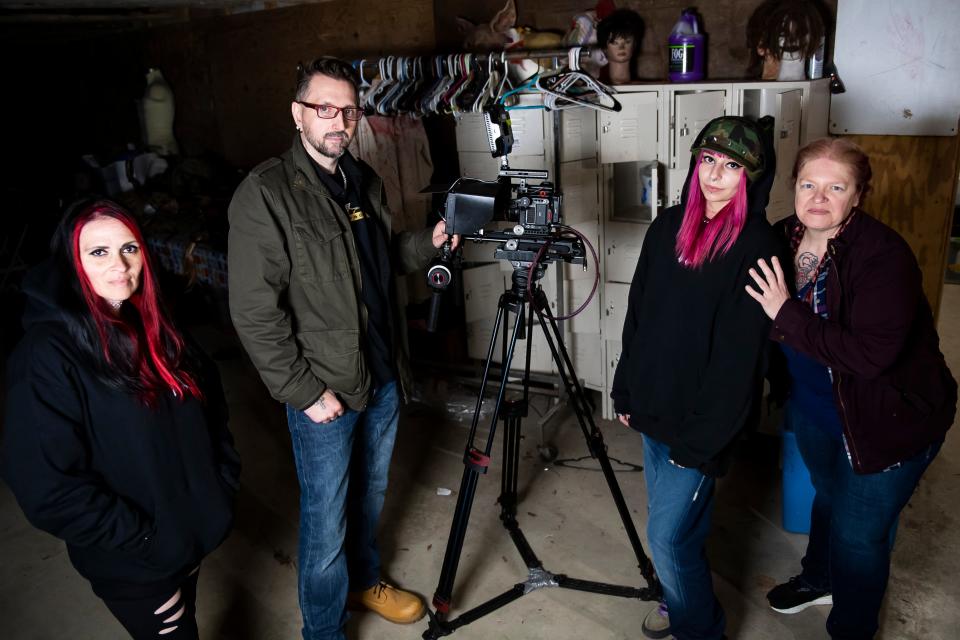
[669,44,694,73]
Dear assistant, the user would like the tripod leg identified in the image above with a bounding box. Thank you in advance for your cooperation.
[531,292,661,595]
[498,407,543,570]
[430,292,528,619]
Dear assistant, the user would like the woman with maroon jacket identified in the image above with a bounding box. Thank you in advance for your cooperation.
[746,138,956,640]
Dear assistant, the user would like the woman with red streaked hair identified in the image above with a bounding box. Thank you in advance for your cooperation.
[2,199,240,639]
[611,116,782,640]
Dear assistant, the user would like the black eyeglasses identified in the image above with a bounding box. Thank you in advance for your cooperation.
[297,101,364,121]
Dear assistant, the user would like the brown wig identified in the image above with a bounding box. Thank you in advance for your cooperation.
[746,0,827,76]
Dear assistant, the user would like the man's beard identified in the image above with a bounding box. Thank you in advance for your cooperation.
[308,131,350,159]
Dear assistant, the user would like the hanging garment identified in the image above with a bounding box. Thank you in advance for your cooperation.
[350,115,433,234]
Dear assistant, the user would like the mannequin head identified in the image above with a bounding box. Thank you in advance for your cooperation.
[746,0,826,80]
[596,9,644,84]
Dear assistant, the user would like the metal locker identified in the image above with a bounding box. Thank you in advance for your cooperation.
[598,91,659,164]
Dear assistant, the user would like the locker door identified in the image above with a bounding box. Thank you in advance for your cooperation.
[559,107,599,162]
[560,158,600,225]
[769,89,802,223]
[568,333,604,388]
[667,91,726,206]
[598,91,659,164]
[671,90,727,168]
[603,282,631,338]
[603,340,623,420]
[508,96,547,156]
[604,221,649,284]
[564,277,601,334]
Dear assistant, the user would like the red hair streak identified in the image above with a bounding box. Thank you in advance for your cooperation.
[71,204,202,406]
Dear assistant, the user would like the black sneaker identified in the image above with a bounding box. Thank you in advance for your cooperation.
[767,575,833,614]
[641,601,671,639]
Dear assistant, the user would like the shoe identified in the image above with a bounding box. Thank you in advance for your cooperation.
[641,601,672,639]
[766,575,833,614]
[347,580,426,624]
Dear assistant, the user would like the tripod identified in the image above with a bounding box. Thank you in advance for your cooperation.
[423,264,661,639]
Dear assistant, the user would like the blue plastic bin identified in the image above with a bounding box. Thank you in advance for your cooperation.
[782,429,816,534]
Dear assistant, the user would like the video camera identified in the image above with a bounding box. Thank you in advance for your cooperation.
[426,103,586,331]
[441,105,563,239]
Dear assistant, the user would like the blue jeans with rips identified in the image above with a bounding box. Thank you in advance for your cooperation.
[286,381,399,640]
[788,401,941,640]
[642,435,725,640]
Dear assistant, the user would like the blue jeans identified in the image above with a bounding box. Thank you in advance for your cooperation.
[788,402,941,640]
[286,381,399,640]
[642,435,725,640]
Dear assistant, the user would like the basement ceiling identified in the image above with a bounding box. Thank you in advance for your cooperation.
[0,0,325,9]
[0,1,331,42]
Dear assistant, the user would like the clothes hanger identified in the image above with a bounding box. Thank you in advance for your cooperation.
[363,57,388,111]
[455,54,487,114]
[441,54,469,114]
[379,57,409,115]
[470,55,494,113]
[536,48,622,113]
[397,57,426,115]
[355,59,371,108]
[399,57,425,115]
[429,55,457,114]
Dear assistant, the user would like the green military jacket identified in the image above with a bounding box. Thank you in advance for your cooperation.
[227,136,435,412]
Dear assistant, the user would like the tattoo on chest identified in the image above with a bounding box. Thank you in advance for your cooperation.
[796,252,820,288]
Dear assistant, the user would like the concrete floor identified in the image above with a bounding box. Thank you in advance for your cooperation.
[2,284,959,640]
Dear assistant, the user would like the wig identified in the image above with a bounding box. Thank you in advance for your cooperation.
[746,0,827,76]
[675,153,749,269]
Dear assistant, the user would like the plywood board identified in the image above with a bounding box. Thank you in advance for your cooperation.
[843,131,960,316]
[831,0,960,136]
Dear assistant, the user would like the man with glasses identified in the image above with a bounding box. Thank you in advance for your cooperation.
[228,56,456,640]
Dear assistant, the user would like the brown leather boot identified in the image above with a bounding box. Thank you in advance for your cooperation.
[347,581,426,624]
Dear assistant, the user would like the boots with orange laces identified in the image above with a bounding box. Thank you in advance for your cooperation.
[347,581,425,624]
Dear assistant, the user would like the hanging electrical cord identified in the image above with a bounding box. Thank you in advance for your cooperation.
[522,225,600,322]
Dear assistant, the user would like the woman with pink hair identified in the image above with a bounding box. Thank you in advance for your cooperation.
[611,116,781,640]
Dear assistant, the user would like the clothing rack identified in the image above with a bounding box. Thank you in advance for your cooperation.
[354,46,601,79]
[351,46,618,117]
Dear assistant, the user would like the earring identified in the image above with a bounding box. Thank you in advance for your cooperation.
[296,124,302,132]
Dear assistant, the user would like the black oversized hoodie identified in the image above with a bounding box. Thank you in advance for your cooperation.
[611,121,783,476]
[1,261,240,597]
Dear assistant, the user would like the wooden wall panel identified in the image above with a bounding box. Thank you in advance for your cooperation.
[0,0,434,178]
[142,28,220,158]
[148,0,435,168]
[843,132,960,315]
[436,0,838,81]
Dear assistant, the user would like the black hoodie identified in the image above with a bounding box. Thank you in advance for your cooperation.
[1,260,240,597]
[610,118,784,477]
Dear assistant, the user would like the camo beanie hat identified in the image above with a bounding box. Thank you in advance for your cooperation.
[691,116,766,182]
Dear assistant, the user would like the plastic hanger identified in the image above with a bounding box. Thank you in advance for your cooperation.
[536,50,622,113]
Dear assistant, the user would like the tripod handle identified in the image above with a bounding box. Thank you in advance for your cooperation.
[427,290,443,333]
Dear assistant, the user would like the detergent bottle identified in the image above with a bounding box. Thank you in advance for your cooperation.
[667,9,705,82]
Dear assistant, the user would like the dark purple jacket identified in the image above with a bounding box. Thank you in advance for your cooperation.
[772,211,956,474]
